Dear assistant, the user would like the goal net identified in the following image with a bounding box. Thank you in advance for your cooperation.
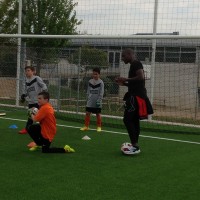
[0,37,200,133]
[0,0,200,134]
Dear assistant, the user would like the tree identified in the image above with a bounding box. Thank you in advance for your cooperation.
[69,46,111,96]
[0,46,17,77]
[70,46,110,73]
[0,0,81,43]
[0,0,82,74]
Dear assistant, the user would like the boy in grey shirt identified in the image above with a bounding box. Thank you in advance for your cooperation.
[80,68,104,132]
[19,66,47,134]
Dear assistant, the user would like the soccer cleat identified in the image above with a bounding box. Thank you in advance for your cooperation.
[97,127,102,132]
[128,146,141,155]
[29,145,42,151]
[80,126,89,131]
[19,128,28,134]
[64,145,75,153]
[122,145,141,155]
[131,146,141,155]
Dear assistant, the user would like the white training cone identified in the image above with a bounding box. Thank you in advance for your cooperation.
[82,135,91,140]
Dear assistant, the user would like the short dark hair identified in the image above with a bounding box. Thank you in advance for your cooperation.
[25,66,35,71]
[38,91,50,100]
[93,67,100,74]
[122,48,134,55]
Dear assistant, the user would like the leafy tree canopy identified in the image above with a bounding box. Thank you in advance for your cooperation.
[70,46,110,69]
[0,0,82,47]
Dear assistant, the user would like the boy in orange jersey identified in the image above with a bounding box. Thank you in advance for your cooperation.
[28,91,75,153]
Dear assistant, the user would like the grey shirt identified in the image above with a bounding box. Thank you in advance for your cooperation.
[23,75,47,104]
[86,78,104,108]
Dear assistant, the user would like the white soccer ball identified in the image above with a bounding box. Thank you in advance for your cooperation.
[121,142,133,155]
[32,107,39,115]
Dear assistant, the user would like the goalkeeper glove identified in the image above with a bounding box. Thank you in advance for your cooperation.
[27,109,32,118]
[96,100,101,108]
[27,108,38,118]
[20,94,26,103]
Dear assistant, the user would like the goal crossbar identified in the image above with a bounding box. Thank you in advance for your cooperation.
[1,34,200,39]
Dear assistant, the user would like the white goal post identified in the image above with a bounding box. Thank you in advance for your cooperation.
[1,36,200,131]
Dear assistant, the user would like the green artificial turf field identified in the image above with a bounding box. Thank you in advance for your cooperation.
[0,111,200,200]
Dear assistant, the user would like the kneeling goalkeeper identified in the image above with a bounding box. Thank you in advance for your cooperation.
[28,91,75,153]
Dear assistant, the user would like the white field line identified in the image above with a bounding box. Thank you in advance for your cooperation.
[1,104,200,129]
[1,116,200,145]
[1,103,200,128]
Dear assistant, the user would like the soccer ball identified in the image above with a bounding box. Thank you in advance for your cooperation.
[121,142,133,155]
[32,107,39,115]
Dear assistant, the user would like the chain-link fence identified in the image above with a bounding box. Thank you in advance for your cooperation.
[1,40,200,131]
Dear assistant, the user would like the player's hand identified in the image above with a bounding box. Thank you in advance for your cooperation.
[20,94,26,103]
[27,109,32,118]
[115,77,126,85]
[32,107,39,115]
[27,107,38,118]
[96,100,101,108]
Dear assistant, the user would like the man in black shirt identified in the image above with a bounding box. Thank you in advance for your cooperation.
[115,48,153,155]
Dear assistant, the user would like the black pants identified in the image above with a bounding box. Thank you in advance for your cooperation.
[28,124,65,153]
[25,103,39,131]
[123,96,140,146]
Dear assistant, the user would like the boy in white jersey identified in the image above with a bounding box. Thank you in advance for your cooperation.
[19,66,47,134]
[80,68,104,132]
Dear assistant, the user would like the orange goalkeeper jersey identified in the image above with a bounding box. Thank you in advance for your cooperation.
[34,103,56,142]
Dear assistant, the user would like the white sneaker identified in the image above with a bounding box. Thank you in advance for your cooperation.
[123,146,141,155]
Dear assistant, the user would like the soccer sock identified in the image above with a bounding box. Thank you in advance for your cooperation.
[84,115,90,127]
[96,114,102,127]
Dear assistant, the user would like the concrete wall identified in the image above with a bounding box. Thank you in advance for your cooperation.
[0,78,16,98]
[119,62,199,110]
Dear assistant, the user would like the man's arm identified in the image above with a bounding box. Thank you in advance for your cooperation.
[31,108,46,122]
[116,69,144,83]
[125,69,145,82]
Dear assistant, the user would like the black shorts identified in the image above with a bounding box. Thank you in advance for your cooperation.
[86,107,101,114]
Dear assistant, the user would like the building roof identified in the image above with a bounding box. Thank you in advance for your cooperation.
[70,38,200,48]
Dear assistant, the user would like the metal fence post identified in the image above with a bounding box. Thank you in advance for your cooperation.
[76,47,81,113]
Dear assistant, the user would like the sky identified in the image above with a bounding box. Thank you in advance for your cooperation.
[74,0,200,36]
